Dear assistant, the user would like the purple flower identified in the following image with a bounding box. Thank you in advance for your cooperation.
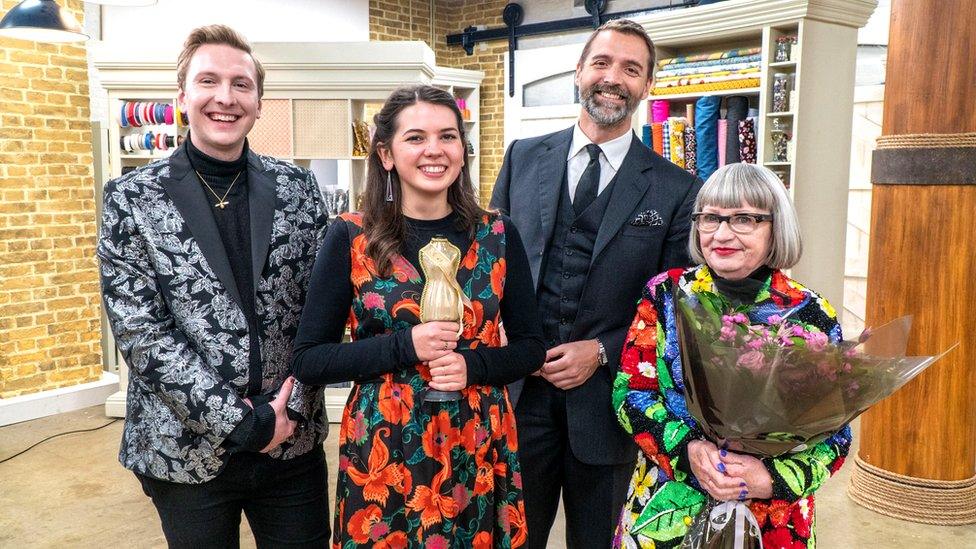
[768,314,783,324]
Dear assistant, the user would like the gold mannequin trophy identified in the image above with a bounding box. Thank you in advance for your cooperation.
[419,237,469,402]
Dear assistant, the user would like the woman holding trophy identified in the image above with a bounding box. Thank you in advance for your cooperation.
[293,85,545,547]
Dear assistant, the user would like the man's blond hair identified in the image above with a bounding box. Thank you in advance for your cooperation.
[176,24,265,97]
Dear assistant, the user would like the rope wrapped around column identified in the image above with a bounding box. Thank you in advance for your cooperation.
[872,132,976,185]
[848,455,976,525]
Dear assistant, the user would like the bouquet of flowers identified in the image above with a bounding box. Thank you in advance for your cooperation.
[673,287,952,548]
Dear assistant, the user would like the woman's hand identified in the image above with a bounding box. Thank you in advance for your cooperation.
[428,352,467,391]
[412,321,460,362]
[720,450,773,500]
[688,440,749,501]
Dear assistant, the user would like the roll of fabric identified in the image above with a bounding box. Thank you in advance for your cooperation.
[651,100,670,123]
[641,124,652,148]
[669,119,686,169]
[725,95,749,164]
[651,123,665,155]
[685,103,695,126]
[662,120,672,163]
[684,125,697,176]
[655,53,762,74]
[658,47,762,66]
[694,96,721,181]
[718,119,727,167]
[738,117,757,164]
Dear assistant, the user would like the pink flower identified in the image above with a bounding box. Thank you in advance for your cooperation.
[491,219,505,234]
[720,326,737,341]
[768,314,783,324]
[363,291,385,310]
[804,331,828,352]
[369,521,390,541]
[733,313,748,324]
[737,350,766,373]
[426,535,450,549]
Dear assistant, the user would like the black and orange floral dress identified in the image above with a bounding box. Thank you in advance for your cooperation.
[292,211,545,548]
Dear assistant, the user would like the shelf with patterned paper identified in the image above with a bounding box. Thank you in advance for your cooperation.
[91,41,483,422]
[631,0,877,317]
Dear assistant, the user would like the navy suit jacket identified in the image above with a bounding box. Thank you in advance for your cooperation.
[490,127,701,465]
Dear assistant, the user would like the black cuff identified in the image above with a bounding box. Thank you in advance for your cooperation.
[395,328,419,366]
[224,403,275,453]
[457,349,487,386]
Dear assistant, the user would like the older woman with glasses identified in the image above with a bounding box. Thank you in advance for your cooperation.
[611,163,851,549]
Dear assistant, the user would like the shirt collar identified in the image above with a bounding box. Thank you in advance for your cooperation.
[568,123,633,171]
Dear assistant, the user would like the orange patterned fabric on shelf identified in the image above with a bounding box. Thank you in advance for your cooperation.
[651,78,761,96]
[249,99,293,158]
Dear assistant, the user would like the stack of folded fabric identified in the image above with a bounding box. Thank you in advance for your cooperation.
[652,46,762,96]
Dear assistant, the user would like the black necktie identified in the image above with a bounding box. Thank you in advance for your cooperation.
[574,143,602,215]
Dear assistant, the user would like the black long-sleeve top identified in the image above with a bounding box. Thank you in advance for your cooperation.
[186,137,274,453]
[292,212,546,387]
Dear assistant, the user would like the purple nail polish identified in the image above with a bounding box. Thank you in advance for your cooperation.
[720,449,727,457]
[716,463,726,473]
[739,482,747,487]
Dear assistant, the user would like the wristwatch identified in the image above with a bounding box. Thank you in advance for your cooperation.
[596,338,608,367]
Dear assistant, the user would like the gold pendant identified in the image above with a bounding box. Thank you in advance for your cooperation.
[215,200,228,209]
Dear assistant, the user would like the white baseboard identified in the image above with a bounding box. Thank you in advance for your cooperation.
[0,372,120,426]
[102,385,350,424]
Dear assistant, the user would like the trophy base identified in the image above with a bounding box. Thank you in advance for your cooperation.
[424,390,463,402]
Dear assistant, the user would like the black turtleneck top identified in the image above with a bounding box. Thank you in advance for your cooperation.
[712,265,774,306]
[186,137,274,453]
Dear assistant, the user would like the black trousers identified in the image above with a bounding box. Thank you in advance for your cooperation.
[516,376,635,549]
[137,446,330,549]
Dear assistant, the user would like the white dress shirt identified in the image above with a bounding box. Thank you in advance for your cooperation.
[566,124,633,204]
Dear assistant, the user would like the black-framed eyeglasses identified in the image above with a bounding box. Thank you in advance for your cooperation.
[691,212,773,234]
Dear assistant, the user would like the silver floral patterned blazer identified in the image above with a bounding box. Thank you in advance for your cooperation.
[98,144,328,484]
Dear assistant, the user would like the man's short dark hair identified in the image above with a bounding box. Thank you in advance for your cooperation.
[578,19,656,78]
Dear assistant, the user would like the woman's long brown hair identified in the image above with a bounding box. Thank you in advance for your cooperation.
[362,85,487,276]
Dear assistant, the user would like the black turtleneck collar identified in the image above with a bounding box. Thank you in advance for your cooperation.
[186,135,249,189]
[712,265,773,306]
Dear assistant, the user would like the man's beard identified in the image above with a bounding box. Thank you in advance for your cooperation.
[580,83,640,126]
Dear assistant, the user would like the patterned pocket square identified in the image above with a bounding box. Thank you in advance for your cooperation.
[630,209,663,227]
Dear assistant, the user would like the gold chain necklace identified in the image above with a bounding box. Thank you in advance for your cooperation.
[194,169,243,209]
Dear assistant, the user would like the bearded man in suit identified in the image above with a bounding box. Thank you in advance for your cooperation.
[490,19,702,549]
[98,25,330,547]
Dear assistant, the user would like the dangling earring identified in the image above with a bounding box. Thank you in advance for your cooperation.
[385,170,394,202]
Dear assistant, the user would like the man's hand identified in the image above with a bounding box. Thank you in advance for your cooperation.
[539,339,600,390]
[261,377,298,453]
[428,352,468,391]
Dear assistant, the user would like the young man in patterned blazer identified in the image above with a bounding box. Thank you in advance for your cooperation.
[98,25,330,546]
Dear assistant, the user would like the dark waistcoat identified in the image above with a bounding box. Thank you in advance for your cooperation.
[538,173,616,347]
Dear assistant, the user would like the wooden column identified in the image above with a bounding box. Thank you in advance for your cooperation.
[849,0,976,525]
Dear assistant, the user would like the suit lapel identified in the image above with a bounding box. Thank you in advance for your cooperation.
[160,145,245,311]
[537,127,574,251]
[591,137,655,265]
[247,152,278,298]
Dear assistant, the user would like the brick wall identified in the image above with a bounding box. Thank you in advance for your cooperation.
[370,0,508,205]
[0,0,103,398]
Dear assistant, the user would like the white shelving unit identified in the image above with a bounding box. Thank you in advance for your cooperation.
[632,0,877,310]
[92,41,484,421]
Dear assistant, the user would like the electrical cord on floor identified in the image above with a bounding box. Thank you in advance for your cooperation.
[0,418,121,464]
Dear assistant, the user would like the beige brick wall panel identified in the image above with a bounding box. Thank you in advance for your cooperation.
[0,0,102,398]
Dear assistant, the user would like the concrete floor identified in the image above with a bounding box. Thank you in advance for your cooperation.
[1,407,973,548]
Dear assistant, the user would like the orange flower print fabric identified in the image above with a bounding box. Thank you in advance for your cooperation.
[332,213,525,548]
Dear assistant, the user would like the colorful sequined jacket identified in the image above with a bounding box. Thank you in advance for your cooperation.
[612,265,852,548]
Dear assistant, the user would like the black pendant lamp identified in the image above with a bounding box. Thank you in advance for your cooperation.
[0,0,88,43]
